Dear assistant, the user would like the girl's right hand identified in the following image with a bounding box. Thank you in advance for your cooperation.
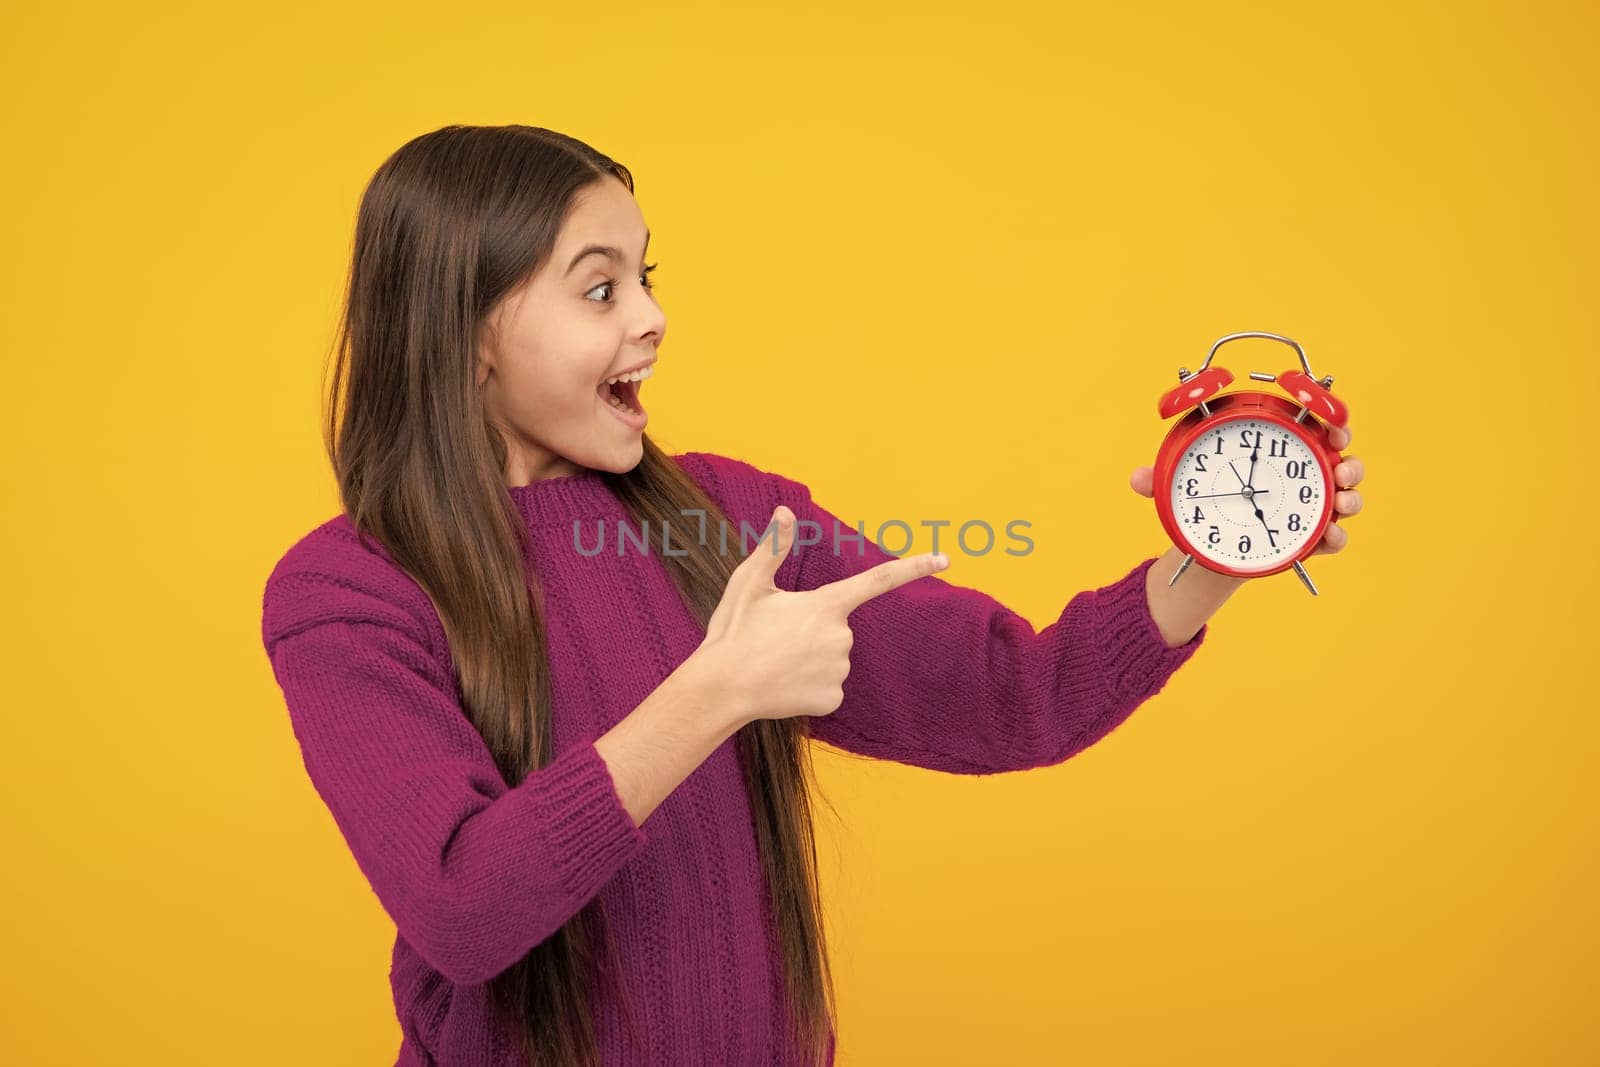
[696,504,949,726]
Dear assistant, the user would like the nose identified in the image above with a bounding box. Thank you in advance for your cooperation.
[635,296,666,348]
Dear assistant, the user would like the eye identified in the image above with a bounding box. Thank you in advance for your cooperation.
[586,262,659,304]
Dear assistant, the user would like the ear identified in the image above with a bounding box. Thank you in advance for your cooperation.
[473,321,496,387]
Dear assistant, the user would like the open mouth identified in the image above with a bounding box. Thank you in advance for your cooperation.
[598,375,646,425]
[599,376,645,418]
[598,362,653,425]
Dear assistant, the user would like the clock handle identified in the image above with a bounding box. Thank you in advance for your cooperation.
[1192,331,1317,378]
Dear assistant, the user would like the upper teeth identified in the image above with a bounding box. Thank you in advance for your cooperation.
[605,366,654,385]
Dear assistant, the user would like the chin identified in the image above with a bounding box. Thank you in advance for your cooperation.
[595,438,645,473]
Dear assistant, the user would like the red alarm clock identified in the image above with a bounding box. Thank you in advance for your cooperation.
[1152,331,1350,596]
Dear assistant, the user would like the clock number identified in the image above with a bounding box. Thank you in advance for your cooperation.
[1207,525,1220,545]
[1186,478,1198,496]
[1238,429,1263,450]
[1288,513,1301,532]
[1213,435,1224,455]
[1287,460,1308,479]
[1238,534,1251,554]
[1194,452,1208,472]
[1299,485,1314,504]
[1191,506,1204,523]
[1269,438,1287,458]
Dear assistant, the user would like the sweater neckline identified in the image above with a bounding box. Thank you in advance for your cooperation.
[505,465,629,526]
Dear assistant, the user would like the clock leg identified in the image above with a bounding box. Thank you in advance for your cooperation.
[1292,560,1320,596]
[1168,553,1195,587]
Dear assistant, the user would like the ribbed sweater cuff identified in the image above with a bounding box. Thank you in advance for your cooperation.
[1090,556,1208,702]
[536,742,647,899]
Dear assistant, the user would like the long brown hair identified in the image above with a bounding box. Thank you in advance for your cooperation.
[321,125,836,1065]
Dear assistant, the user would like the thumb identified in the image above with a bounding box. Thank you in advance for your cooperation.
[737,504,798,587]
[1129,465,1154,498]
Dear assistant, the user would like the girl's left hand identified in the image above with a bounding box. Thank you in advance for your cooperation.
[1128,423,1364,557]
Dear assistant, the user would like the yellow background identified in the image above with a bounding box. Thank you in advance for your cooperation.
[3,1,1593,1063]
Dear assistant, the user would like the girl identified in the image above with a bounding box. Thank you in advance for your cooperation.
[260,125,1364,1067]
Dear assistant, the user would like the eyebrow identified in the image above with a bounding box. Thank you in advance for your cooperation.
[564,229,651,277]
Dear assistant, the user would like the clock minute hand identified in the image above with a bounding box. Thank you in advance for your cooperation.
[1242,444,1278,548]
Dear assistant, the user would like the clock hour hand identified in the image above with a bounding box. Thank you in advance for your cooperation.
[1245,478,1277,548]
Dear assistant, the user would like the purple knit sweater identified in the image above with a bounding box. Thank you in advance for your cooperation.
[259,450,1207,1065]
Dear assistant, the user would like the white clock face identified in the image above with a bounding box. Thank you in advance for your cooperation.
[1169,418,1327,573]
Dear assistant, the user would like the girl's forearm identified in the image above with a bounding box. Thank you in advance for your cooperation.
[593,646,747,828]
[1144,545,1247,647]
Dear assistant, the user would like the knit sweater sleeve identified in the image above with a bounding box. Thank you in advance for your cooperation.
[259,527,646,985]
[675,452,1208,775]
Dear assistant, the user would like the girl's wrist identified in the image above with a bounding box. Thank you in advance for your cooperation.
[1144,545,1246,647]
[681,641,754,732]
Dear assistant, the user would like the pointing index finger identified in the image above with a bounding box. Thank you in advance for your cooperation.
[820,551,949,613]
